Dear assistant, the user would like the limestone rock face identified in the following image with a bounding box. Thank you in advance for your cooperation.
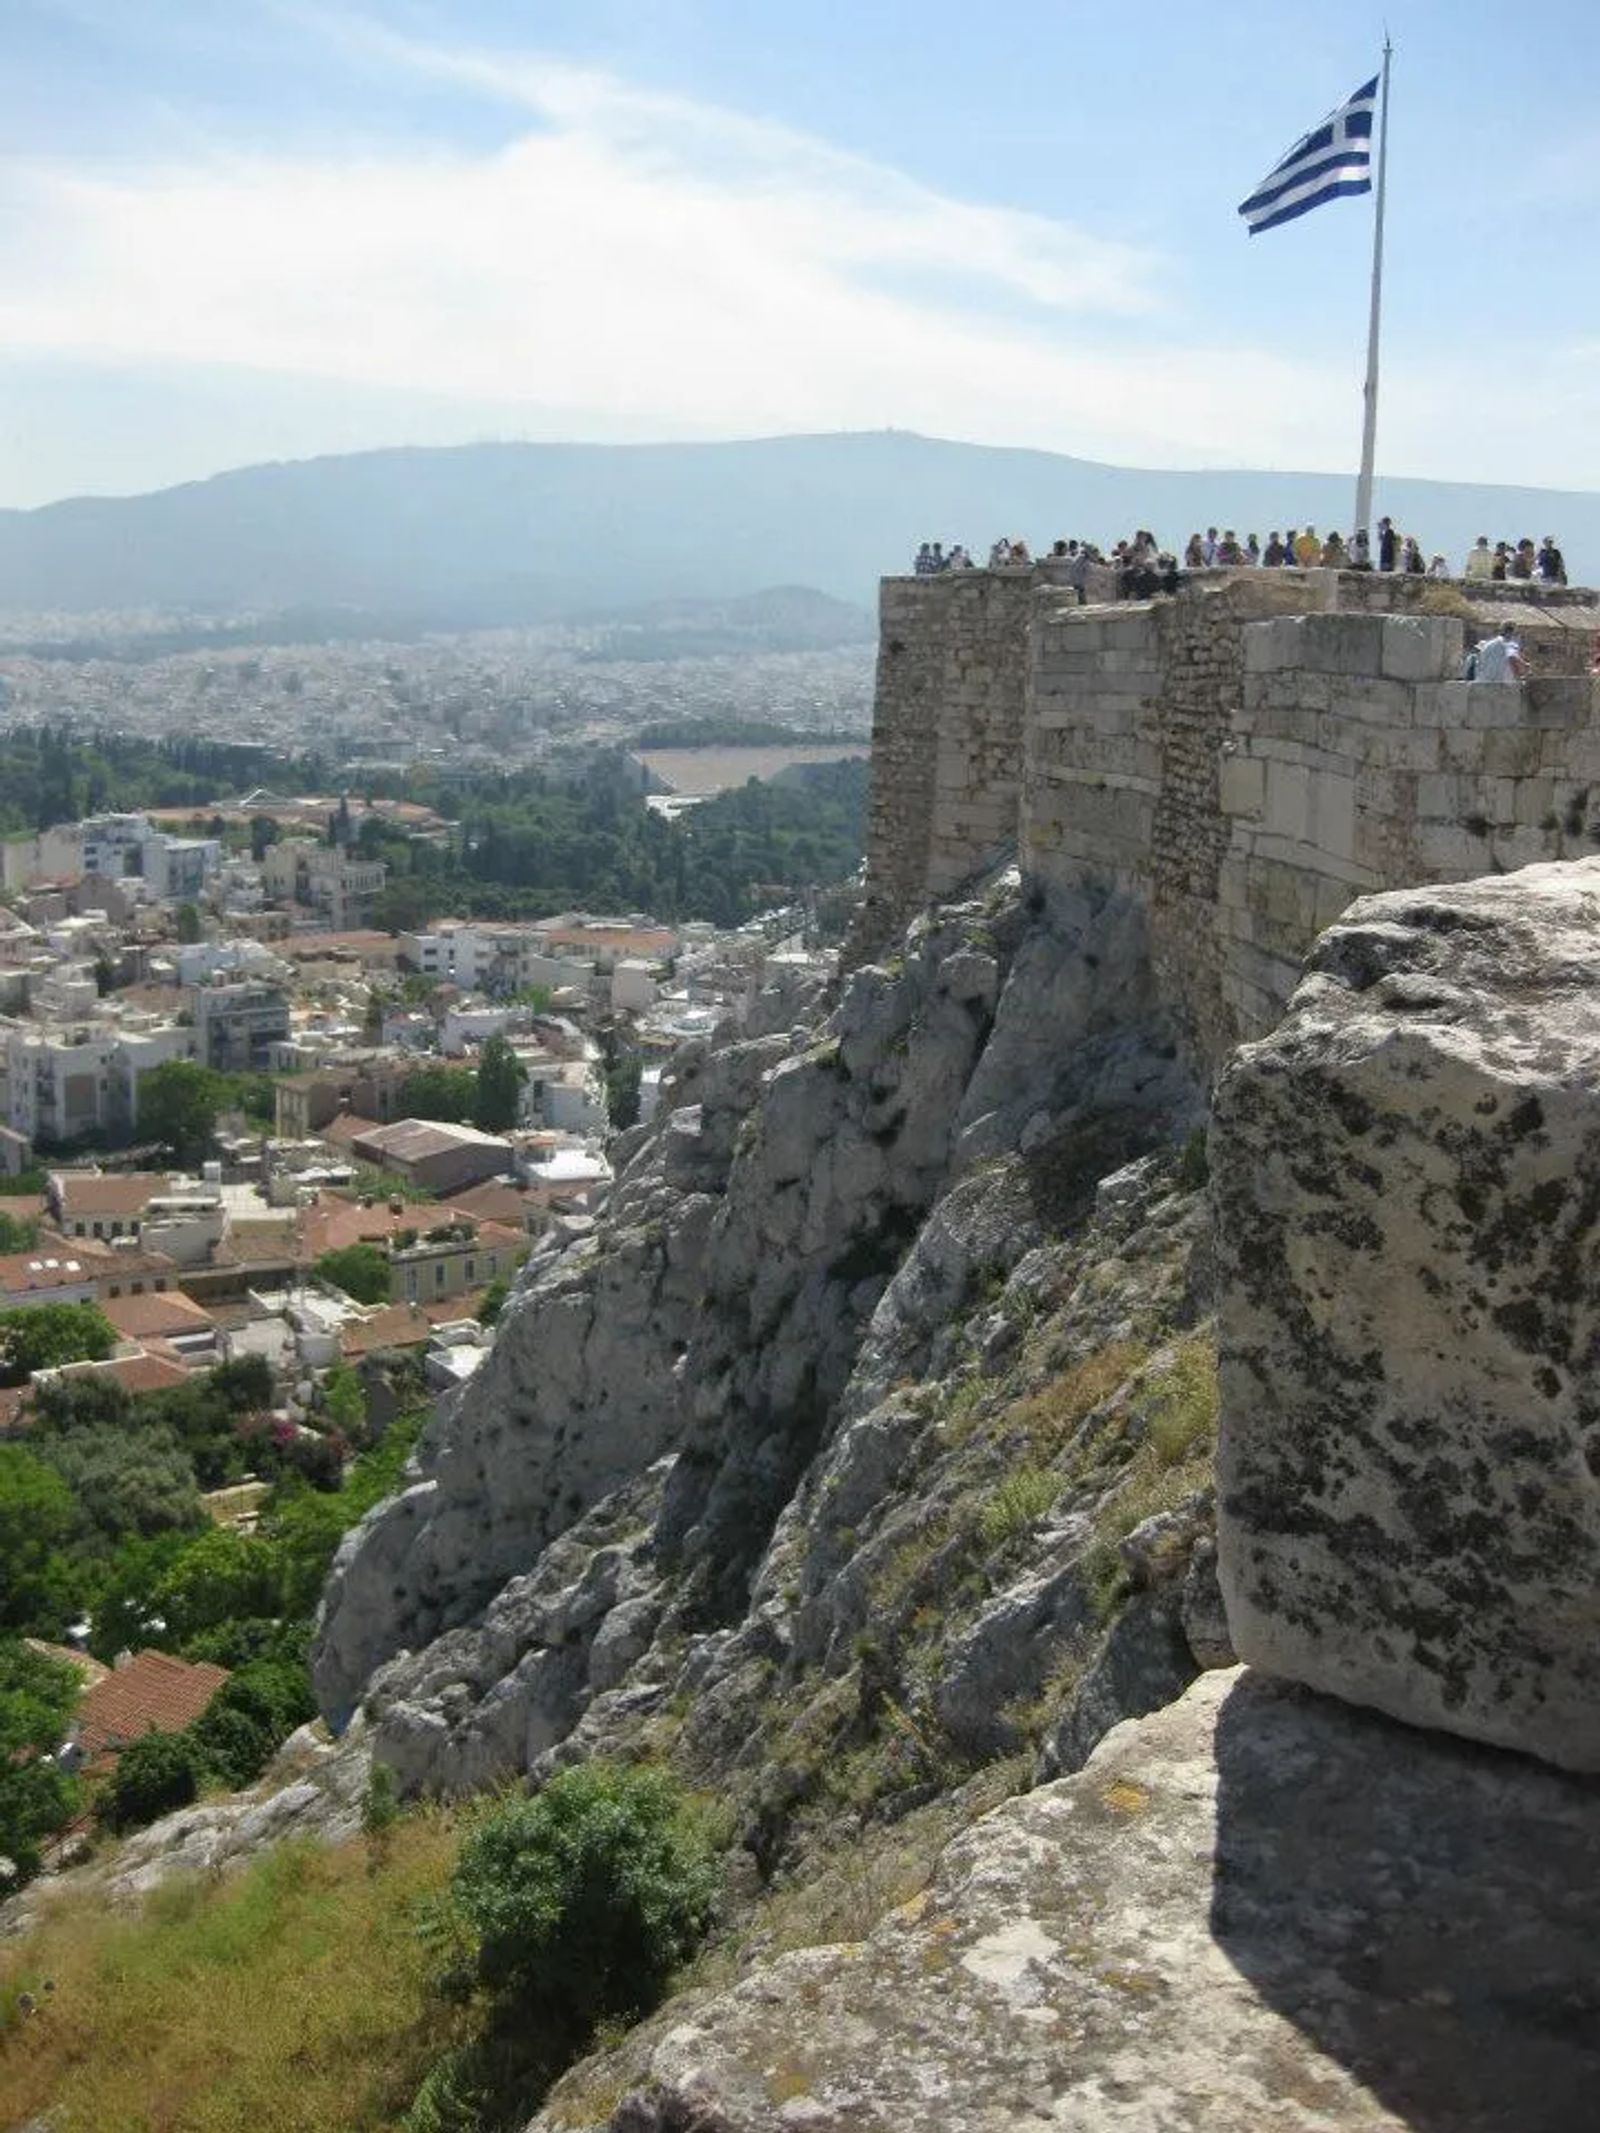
[312,1055,731,1724]
[534,1669,1600,2133]
[1213,858,1600,1772]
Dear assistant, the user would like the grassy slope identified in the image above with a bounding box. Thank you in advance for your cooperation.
[0,1816,465,2133]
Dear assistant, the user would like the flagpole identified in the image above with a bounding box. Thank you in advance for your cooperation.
[1353,39,1392,540]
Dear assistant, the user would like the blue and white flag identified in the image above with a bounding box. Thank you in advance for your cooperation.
[1238,76,1378,235]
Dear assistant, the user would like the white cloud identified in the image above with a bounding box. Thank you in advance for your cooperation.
[0,33,1592,490]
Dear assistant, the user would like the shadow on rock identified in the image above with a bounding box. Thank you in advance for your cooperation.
[1209,1674,1600,2133]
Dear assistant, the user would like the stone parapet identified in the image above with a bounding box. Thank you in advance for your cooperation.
[854,564,1600,1071]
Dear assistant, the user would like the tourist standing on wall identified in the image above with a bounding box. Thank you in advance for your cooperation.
[1537,537,1567,585]
[1464,537,1495,581]
[1471,621,1527,683]
[1377,517,1399,571]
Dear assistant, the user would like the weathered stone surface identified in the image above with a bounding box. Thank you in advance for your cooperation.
[1214,858,1600,1773]
[535,1668,1600,2133]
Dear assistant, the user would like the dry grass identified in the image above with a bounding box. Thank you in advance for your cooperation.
[1003,1339,1147,1452]
[0,1815,466,2133]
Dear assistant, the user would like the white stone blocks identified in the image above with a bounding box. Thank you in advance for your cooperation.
[1263,759,1311,843]
[1242,616,1304,674]
[1379,614,1464,683]
[1219,754,1265,819]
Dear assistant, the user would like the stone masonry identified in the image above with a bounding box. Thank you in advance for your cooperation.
[854,565,1600,1071]
[848,569,1035,961]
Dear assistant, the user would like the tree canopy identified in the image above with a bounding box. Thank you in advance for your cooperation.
[0,1301,116,1384]
[0,1638,82,1882]
[137,1059,227,1163]
[473,1033,524,1133]
[315,1242,392,1306]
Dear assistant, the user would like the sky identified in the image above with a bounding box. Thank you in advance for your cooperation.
[2,0,1597,507]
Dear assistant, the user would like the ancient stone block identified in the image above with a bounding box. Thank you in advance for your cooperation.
[1219,754,1265,819]
[1379,614,1463,683]
[1214,858,1600,1772]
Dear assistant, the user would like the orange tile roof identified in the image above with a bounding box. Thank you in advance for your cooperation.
[0,1247,100,1294]
[321,1112,384,1147]
[536,922,678,957]
[53,1352,192,1396]
[53,1171,174,1216]
[99,1290,217,1342]
[444,1181,537,1225]
[76,1650,229,1765]
[339,1295,482,1357]
[301,1193,427,1258]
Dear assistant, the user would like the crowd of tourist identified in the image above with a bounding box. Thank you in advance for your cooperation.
[911,522,1570,593]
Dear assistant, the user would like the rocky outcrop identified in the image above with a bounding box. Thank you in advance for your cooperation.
[1213,858,1600,1773]
[534,1667,1600,2133]
[317,878,1206,1753]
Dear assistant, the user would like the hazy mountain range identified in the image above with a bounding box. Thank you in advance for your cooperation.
[1,431,1595,626]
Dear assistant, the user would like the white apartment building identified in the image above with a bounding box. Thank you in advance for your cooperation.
[2,1014,201,1144]
[4,1024,117,1144]
[78,813,151,880]
[145,835,221,901]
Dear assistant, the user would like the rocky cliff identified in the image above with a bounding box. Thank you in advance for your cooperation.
[313,870,1218,1860]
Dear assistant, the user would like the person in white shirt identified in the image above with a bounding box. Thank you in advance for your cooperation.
[1463,537,1495,582]
[1471,622,1527,684]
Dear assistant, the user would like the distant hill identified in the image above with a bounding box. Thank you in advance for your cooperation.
[1,431,1596,622]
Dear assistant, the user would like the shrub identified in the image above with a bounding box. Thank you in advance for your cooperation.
[449,1762,719,2031]
[315,1243,392,1306]
[192,1705,275,1790]
[978,1464,1059,1547]
[1175,1125,1209,1193]
[99,1728,206,1832]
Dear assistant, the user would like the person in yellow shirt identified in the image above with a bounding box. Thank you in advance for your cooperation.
[1293,526,1321,568]
[1464,536,1495,581]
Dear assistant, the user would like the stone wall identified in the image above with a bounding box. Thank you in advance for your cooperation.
[1218,613,1600,1042]
[855,563,1600,1071]
[849,570,1043,961]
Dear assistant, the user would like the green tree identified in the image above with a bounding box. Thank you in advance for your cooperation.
[0,1209,38,1251]
[605,1055,642,1133]
[398,1063,476,1124]
[477,1275,511,1327]
[31,1407,203,1550]
[138,1058,226,1163]
[315,1242,392,1306]
[473,1033,524,1134]
[0,1300,116,1384]
[321,1362,367,1439]
[98,1727,206,1833]
[0,1638,82,1882]
[174,901,203,944]
[447,1762,719,2047]
[0,1446,79,1631]
[149,1527,286,1643]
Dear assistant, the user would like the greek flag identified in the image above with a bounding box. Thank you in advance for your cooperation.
[1238,76,1378,235]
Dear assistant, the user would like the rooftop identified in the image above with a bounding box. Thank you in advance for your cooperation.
[76,1649,230,1764]
[51,1171,175,1216]
[99,1289,217,1343]
[350,1118,512,1162]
